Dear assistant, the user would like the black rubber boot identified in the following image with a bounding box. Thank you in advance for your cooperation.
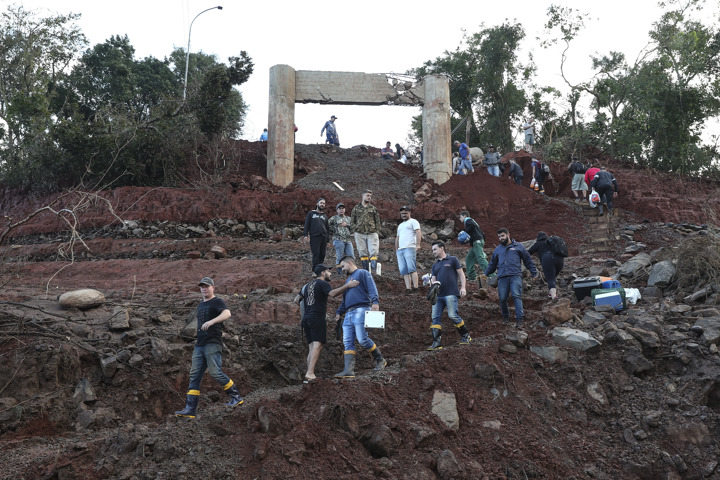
[515,317,524,329]
[457,324,472,345]
[427,329,443,350]
[361,260,369,271]
[370,260,377,275]
[224,384,244,407]
[175,393,199,418]
[334,353,356,378]
[371,349,387,371]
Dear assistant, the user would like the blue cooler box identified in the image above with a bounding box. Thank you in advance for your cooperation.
[601,280,622,289]
[591,288,627,311]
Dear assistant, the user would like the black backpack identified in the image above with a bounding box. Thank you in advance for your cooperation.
[547,235,569,257]
[574,162,587,174]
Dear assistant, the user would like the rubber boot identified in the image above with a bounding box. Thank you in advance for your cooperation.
[427,328,443,351]
[515,317,524,329]
[370,259,377,275]
[175,392,200,418]
[371,348,387,371]
[224,383,244,407]
[361,260,369,271]
[598,205,604,215]
[334,353,356,378]
[457,324,472,345]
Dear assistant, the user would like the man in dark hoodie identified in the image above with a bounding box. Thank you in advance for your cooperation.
[485,228,538,328]
[528,231,564,300]
[303,198,330,269]
[590,166,619,216]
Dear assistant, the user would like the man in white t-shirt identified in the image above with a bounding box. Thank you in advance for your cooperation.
[395,205,422,294]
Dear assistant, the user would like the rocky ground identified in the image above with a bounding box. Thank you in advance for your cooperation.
[1,141,720,479]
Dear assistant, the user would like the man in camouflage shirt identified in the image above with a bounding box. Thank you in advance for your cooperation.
[350,190,381,274]
[328,202,355,274]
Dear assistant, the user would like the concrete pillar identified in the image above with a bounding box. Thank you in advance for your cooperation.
[422,75,451,185]
[267,65,296,187]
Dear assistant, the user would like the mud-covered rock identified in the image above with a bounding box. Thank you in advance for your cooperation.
[59,289,106,310]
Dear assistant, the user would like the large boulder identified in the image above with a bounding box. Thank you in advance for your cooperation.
[693,317,720,345]
[542,298,572,325]
[551,327,602,352]
[647,260,677,287]
[616,253,652,279]
[59,289,106,310]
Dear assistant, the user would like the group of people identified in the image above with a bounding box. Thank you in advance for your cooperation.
[381,141,408,163]
[452,141,502,177]
[303,190,382,276]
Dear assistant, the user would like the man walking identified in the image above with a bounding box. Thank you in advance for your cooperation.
[350,190,381,274]
[568,156,588,202]
[175,277,243,418]
[320,115,340,146]
[484,145,502,177]
[590,166,619,216]
[453,140,474,175]
[334,256,387,377]
[459,211,488,284]
[395,205,421,294]
[507,157,524,185]
[484,229,538,328]
[427,241,472,350]
[294,264,359,381]
[303,198,329,270]
[328,202,354,274]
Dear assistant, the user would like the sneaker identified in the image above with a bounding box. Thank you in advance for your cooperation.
[515,318,524,329]
[406,289,412,295]
[412,287,419,292]
[574,198,581,203]
[459,333,472,345]
[502,317,510,324]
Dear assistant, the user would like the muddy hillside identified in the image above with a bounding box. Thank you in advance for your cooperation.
[1,141,720,479]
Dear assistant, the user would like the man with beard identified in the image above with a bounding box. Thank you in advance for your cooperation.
[294,264,359,381]
[303,198,330,270]
[484,228,538,329]
[350,190,381,274]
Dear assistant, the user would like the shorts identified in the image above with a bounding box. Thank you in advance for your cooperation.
[572,173,588,191]
[302,315,327,344]
[396,247,417,276]
[525,133,535,145]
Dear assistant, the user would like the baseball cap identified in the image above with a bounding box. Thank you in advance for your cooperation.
[331,115,337,119]
[317,198,325,203]
[198,277,214,286]
[336,202,345,209]
[399,205,410,211]
[313,264,331,275]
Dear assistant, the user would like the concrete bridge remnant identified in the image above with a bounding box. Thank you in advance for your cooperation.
[267,65,450,187]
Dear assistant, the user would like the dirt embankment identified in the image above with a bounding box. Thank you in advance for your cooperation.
[1,141,720,479]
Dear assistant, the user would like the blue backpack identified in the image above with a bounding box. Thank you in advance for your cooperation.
[457,231,470,244]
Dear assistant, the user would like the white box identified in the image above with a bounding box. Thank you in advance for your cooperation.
[364,311,385,329]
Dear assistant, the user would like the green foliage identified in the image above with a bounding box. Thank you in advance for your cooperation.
[0,6,254,191]
[409,23,531,151]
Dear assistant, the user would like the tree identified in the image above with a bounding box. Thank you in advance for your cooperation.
[409,23,532,151]
[0,5,86,167]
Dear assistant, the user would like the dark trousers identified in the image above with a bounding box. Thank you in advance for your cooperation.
[540,253,564,289]
[310,236,327,268]
[597,186,614,210]
[513,176,523,185]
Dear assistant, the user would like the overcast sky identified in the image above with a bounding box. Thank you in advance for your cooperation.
[10,0,719,150]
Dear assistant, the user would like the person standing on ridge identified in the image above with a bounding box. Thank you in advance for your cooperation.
[320,115,340,146]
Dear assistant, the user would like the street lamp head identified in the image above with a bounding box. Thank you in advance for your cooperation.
[217,6,223,10]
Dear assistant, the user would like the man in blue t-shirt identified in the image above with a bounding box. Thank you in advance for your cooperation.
[294,264,359,381]
[175,277,243,418]
[334,256,386,377]
[453,140,474,175]
[427,241,472,350]
[320,115,340,146]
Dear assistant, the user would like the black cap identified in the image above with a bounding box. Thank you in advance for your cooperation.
[198,277,214,286]
[336,202,345,209]
[400,205,410,211]
[313,264,331,275]
[331,115,337,119]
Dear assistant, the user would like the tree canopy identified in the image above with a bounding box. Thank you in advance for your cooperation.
[0,5,254,191]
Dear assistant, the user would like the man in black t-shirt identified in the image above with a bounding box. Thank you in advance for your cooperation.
[294,264,358,381]
[175,277,243,418]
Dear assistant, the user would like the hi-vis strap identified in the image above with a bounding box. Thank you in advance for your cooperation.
[222,380,234,391]
[188,390,200,396]
[430,324,442,330]
[454,320,465,328]
[344,350,356,355]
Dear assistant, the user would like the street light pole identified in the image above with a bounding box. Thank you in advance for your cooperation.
[183,5,223,101]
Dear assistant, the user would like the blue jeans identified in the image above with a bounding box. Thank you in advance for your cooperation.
[487,165,500,177]
[333,239,354,266]
[458,158,474,174]
[431,295,463,328]
[342,307,375,352]
[396,247,417,276]
[188,343,230,391]
[497,276,524,320]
